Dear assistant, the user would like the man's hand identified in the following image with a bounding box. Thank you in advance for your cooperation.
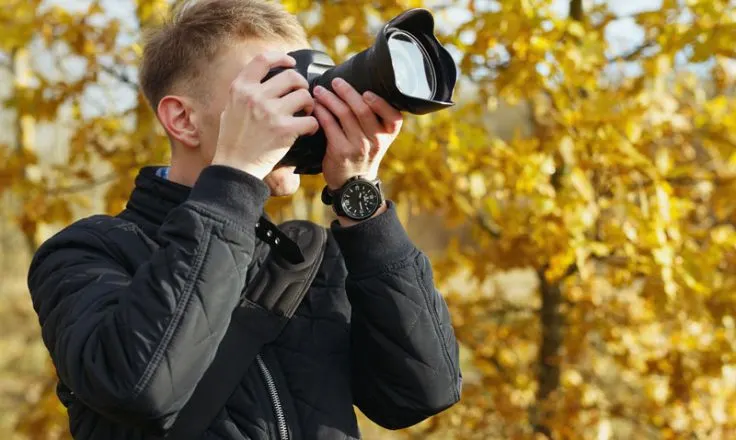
[212,52,319,179]
[313,77,403,191]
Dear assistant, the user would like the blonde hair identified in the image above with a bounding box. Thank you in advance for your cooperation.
[139,0,307,109]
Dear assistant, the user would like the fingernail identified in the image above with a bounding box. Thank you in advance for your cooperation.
[313,86,324,96]
[333,78,345,88]
[363,91,376,103]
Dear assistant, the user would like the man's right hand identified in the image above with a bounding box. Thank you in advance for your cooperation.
[212,51,318,179]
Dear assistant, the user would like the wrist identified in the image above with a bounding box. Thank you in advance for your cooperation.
[323,175,384,223]
[239,164,270,180]
[211,155,270,180]
[325,170,378,191]
[336,201,387,227]
[330,201,415,275]
[188,165,271,225]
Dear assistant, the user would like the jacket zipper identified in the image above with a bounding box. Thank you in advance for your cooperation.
[256,354,289,440]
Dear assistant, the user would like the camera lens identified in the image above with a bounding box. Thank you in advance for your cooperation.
[387,30,436,100]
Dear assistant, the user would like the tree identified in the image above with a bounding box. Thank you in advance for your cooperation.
[396,0,736,438]
[1,0,736,439]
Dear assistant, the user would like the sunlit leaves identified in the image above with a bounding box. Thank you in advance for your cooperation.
[385,0,736,438]
[1,0,736,439]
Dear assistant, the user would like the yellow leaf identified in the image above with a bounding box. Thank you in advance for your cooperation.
[625,119,642,143]
[558,136,576,165]
[468,172,486,199]
[567,21,585,38]
[655,148,672,174]
[569,167,594,200]
[655,183,671,223]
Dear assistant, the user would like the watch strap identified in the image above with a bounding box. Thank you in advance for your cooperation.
[321,177,383,219]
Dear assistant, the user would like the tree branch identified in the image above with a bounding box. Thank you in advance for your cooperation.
[487,59,511,72]
[569,0,584,22]
[99,64,138,89]
[477,212,502,238]
[487,305,538,318]
[607,40,656,62]
[486,353,514,384]
[47,173,120,196]
[602,172,736,197]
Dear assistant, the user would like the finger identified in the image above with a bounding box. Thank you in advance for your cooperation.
[313,85,364,141]
[283,115,320,137]
[313,102,349,145]
[262,69,309,99]
[277,88,315,116]
[238,51,296,83]
[363,91,403,132]
[331,78,381,137]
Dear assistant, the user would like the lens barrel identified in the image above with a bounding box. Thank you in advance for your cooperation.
[311,9,455,115]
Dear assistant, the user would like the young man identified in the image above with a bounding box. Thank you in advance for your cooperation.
[27,0,462,439]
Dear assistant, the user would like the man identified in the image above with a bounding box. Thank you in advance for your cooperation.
[27,0,462,439]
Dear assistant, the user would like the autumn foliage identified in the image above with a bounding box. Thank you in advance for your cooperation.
[1,0,736,439]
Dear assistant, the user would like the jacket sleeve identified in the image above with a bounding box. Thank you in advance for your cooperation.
[27,165,289,435]
[330,201,462,430]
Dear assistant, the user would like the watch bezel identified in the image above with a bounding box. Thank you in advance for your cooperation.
[338,179,382,220]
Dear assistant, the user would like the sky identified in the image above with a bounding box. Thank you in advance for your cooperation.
[48,0,663,60]
[12,0,721,160]
[33,0,666,117]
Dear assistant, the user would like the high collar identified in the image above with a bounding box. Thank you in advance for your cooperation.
[125,166,192,227]
[122,166,303,263]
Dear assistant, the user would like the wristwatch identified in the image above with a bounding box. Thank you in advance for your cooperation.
[321,176,384,221]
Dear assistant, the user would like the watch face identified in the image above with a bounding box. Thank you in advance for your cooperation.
[340,181,381,220]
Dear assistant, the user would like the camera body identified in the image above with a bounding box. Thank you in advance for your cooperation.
[265,8,458,175]
[264,50,336,175]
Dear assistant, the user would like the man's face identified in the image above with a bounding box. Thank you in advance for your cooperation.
[197,38,307,196]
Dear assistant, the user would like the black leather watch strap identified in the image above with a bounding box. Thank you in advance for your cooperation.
[321,185,335,205]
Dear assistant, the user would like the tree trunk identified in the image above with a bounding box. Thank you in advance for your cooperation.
[531,269,565,437]
[528,4,585,437]
[569,0,584,22]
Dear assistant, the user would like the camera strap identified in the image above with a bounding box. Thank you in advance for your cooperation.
[166,219,327,439]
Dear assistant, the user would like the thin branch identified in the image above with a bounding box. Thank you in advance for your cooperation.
[607,40,656,62]
[487,59,511,72]
[481,352,515,385]
[47,173,120,196]
[603,173,736,196]
[486,305,538,318]
[99,64,138,89]
[368,1,457,13]
[477,212,502,238]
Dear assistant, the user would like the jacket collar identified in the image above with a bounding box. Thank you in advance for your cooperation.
[123,166,305,263]
[125,166,192,228]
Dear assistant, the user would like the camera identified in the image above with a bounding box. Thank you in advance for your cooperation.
[263,8,458,174]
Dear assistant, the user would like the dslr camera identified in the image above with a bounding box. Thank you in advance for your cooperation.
[264,8,458,174]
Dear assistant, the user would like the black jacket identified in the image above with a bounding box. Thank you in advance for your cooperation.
[27,165,462,439]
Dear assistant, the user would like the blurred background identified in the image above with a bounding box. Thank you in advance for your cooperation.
[1,0,735,438]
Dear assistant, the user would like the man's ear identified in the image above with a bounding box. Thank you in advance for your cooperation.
[157,95,201,148]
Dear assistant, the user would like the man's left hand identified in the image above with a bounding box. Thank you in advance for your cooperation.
[313,77,403,191]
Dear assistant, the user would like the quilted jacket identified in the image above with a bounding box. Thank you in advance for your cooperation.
[27,165,462,440]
